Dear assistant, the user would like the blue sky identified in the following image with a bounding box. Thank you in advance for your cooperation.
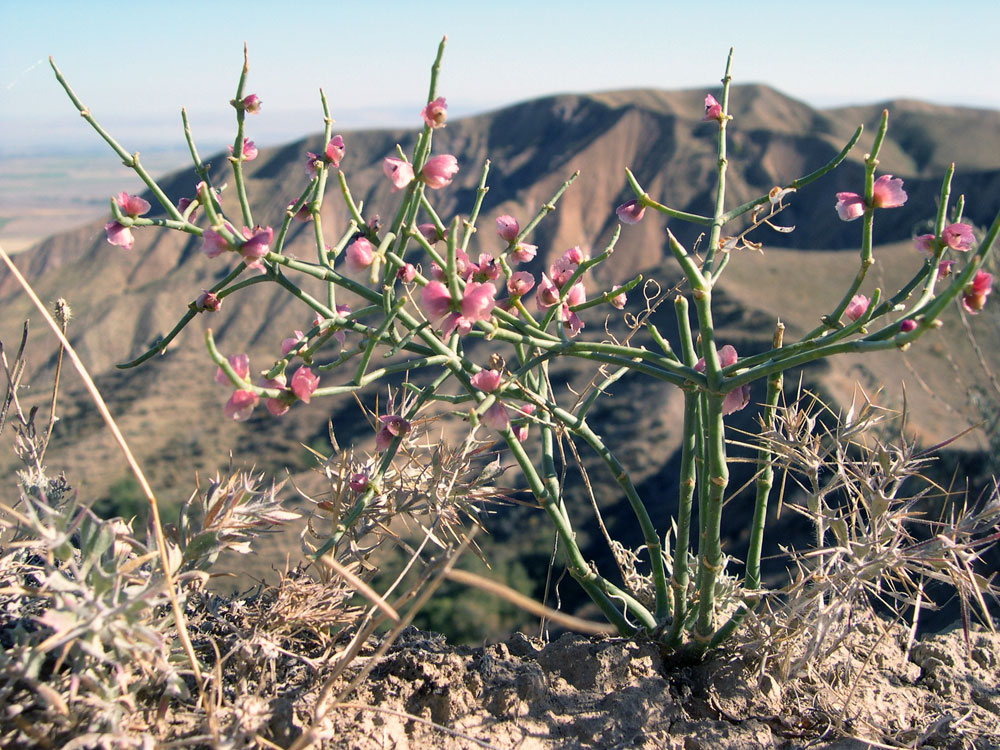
[2,0,999,154]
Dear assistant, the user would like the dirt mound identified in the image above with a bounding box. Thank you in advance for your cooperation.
[171,614,998,749]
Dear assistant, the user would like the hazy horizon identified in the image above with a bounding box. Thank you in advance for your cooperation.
[4,1,999,156]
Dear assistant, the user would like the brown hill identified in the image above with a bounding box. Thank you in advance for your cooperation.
[2,84,997,542]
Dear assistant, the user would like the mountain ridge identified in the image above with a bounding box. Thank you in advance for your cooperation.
[2,83,996,510]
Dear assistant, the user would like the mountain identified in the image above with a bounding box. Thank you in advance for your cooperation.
[2,85,997,602]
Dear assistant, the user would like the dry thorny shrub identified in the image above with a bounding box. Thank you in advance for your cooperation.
[0,320,510,748]
[742,386,1000,680]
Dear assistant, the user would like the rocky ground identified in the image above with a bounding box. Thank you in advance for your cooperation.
[152,603,999,749]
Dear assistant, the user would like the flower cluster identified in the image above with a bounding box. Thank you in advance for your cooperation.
[694,345,751,416]
[835,174,907,221]
[306,135,346,177]
[962,270,993,314]
[421,96,448,129]
[214,353,318,420]
[914,222,975,256]
[104,192,150,251]
[420,279,497,337]
[383,152,458,191]
[228,137,258,162]
[200,224,274,272]
[536,247,588,336]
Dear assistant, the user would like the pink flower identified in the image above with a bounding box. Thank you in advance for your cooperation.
[610,292,627,309]
[224,390,259,421]
[507,271,535,297]
[844,294,870,322]
[304,151,323,177]
[510,243,537,264]
[420,281,454,322]
[178,196,197,216]
[482,402,510,431]
[561,246,585,265]
[228,138,258,161]
[290,366,319,403]
[239,225,273,270]
[288,201,312,222]
[266,399,290,417]
[942,222,974,252]
[913,234,937,256]
[383,157,414,190]
[550,247,584,286]
[472,254,501,282]
[871,175,907,208]
[421,97,447,129]
[241,94,261,114]
[536,273,561,309]
[559,281,587,336]
[421,154,459,189]
[703,94,723,122]
[201,228,230,258]
[430,245,470,281]
[115,192,150,217]
[281,330,306,356]
[938,260,956,279]
[215,353,250,386]
[195,290,221,312]
[397,263,417,283]
[512,404,535,442]
[345,237,376,273]
[496,215,520,242]
[694,344,751,416]
[259,373,290,416]
[962,270,993,314]
[472,369,511,429]
[471,369,502,392]
[376,415,411,451]
[423,280,497,337]
[349,473,368,492]
[616,199,645,225]
[104,192,151,249]
[417,223,442,244]
[325,135,345,167]
[451,281,496,336]
[104,221,135,250]
[835,192,866,221]
[837,175,906,221]
[899,319,917,333]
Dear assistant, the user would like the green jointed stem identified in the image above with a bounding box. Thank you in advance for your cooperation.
[665,294,699,647]
[460,161,491,255]
[506,422,639,634]
[701,47,734,276]
[624,169,712,225]
[275,179,318,254]
[744,323,784,591]
[912,165,956,307]
[181,108,212,187]
[550,406,670,622]
[666,390,699,646]
[352,299,406,384]
[719,125,863,224]
[571,274,643,312]
[50,58,183,223]
[338,171,367,229]
[812,110,890,333]
[518,172,579,239]
[230,48,254,229]
[576,366,631,419]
